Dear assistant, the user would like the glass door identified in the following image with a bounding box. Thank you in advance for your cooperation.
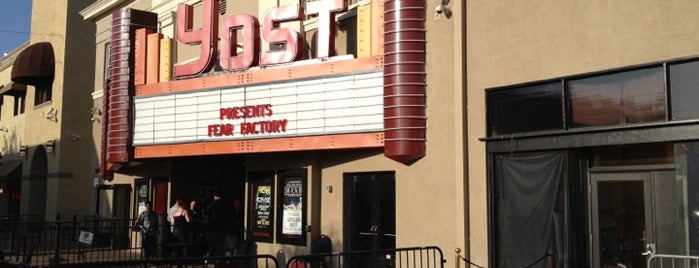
[591,172,652,268]
[345,172,396,267]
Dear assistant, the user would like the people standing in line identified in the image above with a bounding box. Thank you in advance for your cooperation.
[167,202,178,232]
[132,201,158,260]
[189,199,202,240]
[203,191,233,256]
[171,199,193,257]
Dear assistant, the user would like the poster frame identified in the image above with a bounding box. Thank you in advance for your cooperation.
[276,168,308,245]
[248,171,275,243]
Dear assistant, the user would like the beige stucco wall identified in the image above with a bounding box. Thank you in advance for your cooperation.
[466,0,699,264]
[0,0,98,220]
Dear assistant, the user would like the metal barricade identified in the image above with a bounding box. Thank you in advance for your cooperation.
[286,246,446,268]
[646,244,699,268]
[52,254,279,268]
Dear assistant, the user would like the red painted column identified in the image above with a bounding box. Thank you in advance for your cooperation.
[383,0,427,163]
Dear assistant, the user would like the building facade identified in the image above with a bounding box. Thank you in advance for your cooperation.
[0,0,97,222]
[9,0,699,267]
[81,0,466,259]
[469,1,699,267]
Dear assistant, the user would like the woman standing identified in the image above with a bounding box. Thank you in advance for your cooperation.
[171,198,192,257]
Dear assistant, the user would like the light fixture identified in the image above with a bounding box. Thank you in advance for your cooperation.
[71,134,82,141]
[434,0,452,18]
[46,140,55,154]
[90,108,101,123]
[19,145,27,157]
[0,127,7,132]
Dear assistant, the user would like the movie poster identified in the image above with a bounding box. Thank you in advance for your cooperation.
[282,178,303,235]
[250,173,274,242]
[277,169,307,245]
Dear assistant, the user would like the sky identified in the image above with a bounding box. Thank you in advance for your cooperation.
[0,0,32,56]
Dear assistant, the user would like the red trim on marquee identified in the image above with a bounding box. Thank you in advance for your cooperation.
[135,132,384,159]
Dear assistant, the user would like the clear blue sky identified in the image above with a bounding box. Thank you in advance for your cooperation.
[0,0,32,55]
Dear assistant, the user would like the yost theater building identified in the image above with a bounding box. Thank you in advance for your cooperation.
[81,0,466,258]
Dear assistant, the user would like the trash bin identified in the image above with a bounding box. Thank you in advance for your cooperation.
[312,235,332,254]
[310,235,332,267]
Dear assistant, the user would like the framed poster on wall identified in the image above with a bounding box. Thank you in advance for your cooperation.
[276,169,307,245]
[249,171,275,243]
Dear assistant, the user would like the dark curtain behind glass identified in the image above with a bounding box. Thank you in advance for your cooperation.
[496,152,566,268]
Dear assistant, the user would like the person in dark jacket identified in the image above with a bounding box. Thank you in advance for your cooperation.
[203,191,233,256]
[132,201,158,260]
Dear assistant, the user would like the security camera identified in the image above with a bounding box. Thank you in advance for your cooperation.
[435,4,444,14]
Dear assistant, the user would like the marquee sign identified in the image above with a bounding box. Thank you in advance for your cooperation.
[174,0,347,77]
[102,0,426,180]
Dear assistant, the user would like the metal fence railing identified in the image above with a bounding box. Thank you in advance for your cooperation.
[286,246,446,268]
[1,217,447,268]
[0,217,141,267]
[51,254,279,268]
[645,244,699,268]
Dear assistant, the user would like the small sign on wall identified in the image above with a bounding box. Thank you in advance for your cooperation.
[79,231,94,245]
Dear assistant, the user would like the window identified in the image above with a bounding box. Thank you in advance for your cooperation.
[669,60,699,120]
[103,42,111,82]
[13,94,25,116]
[34,84,52,106]
[567,67,665,128]
[487,82,563,136]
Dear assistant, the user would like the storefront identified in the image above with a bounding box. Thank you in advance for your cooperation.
[483,58,699,267]
[81,0,466,257]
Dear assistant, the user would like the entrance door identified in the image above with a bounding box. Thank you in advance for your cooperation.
[591,172,652,268]
[345,172,396,255]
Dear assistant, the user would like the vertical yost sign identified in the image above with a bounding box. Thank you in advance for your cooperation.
[383,0,427,163]
[104,9,157,179]
[174,0,219,77]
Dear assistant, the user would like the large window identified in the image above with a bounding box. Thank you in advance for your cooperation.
[487,82,563,136]
[13,94,25,116]
[34,84,52,106]
[486,62,687,137]
[567,67,665,128]
[669,60,699,120]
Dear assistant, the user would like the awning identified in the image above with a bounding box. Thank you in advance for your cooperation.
[0,159,22,180]
[0,82,27,96]
[11,42,55,86]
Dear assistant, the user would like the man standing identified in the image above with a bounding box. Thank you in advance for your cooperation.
[133,201,158,260]
[204,191,233,256]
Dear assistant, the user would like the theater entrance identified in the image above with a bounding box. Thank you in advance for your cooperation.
[344,171,396,262]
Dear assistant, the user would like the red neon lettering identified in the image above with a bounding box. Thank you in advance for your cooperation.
[305,0,347,58]
[174,0,347,78]
[208,124,235,137]
[219,105,274,120]
[174,0,219,77]
[240,120,288,135]
[220,14,260,70]
[260,4,304,65]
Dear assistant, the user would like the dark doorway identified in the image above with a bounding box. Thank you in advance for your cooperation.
[344,171,395,266]
[94,184,132,248]
[26,146,48,220]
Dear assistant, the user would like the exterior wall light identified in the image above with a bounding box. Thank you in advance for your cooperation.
[46,140,55,154]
